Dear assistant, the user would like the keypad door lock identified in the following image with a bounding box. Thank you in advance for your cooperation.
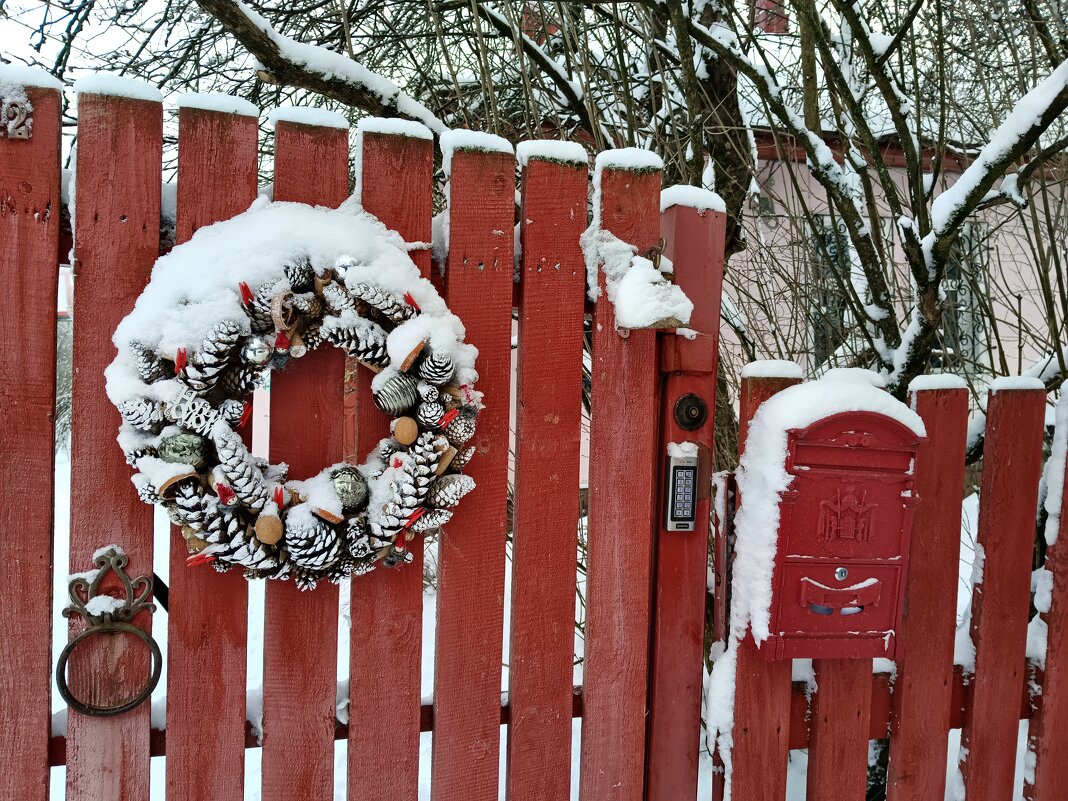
[665,450,699,532]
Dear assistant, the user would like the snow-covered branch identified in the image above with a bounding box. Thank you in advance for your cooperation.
[193,0,446,132]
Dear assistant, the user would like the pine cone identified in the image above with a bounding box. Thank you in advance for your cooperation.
[322,283,356,314]
[348,282,416,324]
[119,398,166,432]
[285,260,315,292]
[124,444,158,467]
[130,341,168,383]
[416,401,446,429]
[346,516,373,559]
[217,364,266,399]
[202,504,248,545]
[244,281,278,334]
[410,508,453,533]
[285,515,343,571]
[326,318,388,367]
[291,292,322,318]
[451,445,476,471]
[426,474,475,509]
[417,382,440,403]
[184,320,242,393]
[443,410,476,447]
[416,351,454,385]
[219,399,246,426]
[213,423,270,513]
[135,479,160,505]
[173,482,207,531]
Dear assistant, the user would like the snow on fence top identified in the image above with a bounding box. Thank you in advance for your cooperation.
[0,64,64,92]
[731,368,925,645]
[739,359,803,379]
[73,74,163,102]
[660,185,726,214]
[268,105,348,130]
[907,373,968,391]
[593,147,664,173]
[515,140,588,167]
[439,128,514,173]
[176,92,259,117]
[989,375,1046,392]
[356,117,432,140]
[1045,395,1068,547]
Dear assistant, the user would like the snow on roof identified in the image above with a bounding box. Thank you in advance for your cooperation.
[176,92,259,117]
[593,147,663,172]
[731,368,924,644]
[268,105,348,130]
[907,374,968,391]
[73,74,163,102]
[439,129,513,174]
[0,63,63,91]
[740,359,803,379]
[356,117,432,140]
[515,139,588,167]
[660,185,726,213]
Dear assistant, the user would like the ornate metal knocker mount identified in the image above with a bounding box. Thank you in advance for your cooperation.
[56,547,161,717]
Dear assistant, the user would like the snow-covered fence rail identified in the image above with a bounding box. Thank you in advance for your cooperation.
[0,71,728,801]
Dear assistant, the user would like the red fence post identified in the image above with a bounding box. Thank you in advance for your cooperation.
[167,100,258,801]
[66,83,162,801]
[579,152,662,801]
[347,121,433,801]
[506,145,588,801]
[261,114,349,801]
[646,197,726,801]
[727,368,802,801]
[0,74,61,801]
[431,139,515,801]
[806,660,872,799]
[1025,396,1068,801]
[959,381,1046,801]
[886,379,969,801]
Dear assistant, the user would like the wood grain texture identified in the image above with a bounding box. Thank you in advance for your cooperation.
[1026,440,1068,800]
[64,92,161,801]
[0,85,61,801]
[807,659,873,800]
[578,164,661,801]
[431,148,514,801]
[348,128,433,801]
[646,206,726,801]
[887,387,969,801]
[960,387,1046,801]
[261,120,349,801]
[506,155,587,801]
[727,372,802,801]
[166,106,257,801]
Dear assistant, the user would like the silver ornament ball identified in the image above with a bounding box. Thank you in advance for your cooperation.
[157,432,208,468]
[332,466,369,511]
[242,336,274,366]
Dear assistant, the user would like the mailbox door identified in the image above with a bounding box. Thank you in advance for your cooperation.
[775,562,901,635]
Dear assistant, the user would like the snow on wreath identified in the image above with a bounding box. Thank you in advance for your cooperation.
[106,198,481,590]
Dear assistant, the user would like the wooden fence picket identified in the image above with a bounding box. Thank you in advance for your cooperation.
[506,150,588,801]
[807,661,872,800]
[347,123,433,801]
[260,116,350,801]
[887,383,969,801]
[166,102,258,801]
[960,384,1047,801]
[579,155,662,801]
[0,79,62,801]
[727,371,801,801]
[65,88,162,801]
[1025,399,1068,801]
[646,200,726,801]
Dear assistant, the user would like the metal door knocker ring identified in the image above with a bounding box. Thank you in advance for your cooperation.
[56,547,161,717]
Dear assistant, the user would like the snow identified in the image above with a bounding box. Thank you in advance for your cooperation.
[357,117,433,140]
[1044,395,1068,547]
[731,369,923,645]
[929,60,1068,236]
[267,105,347,129]
[990,376,1045,392]
[176,92,259,117]
[740,359,803,379]
[660,185,726,213]
[73,74,163,102]
[0,63,63,91]
[667,441,698,459]
[84,595,126,617]
[439,128,513,173]
[515,140,588,167]
[593,147,663,172]
[908,374,968,391]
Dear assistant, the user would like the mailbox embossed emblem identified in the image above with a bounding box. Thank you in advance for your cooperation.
[763,411,923,661]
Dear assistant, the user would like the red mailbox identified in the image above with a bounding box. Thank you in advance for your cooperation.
[763,411,924,661]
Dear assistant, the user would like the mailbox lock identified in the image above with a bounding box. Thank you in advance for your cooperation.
[674,394,708,431]
[834,567,849,582]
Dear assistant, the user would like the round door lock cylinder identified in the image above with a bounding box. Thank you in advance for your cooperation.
[674,393,708,431]
[834,566,849,582]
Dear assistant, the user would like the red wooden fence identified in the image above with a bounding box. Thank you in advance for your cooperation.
[2,71,1065,801]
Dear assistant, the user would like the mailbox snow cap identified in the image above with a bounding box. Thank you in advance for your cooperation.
[730,369,925,657]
